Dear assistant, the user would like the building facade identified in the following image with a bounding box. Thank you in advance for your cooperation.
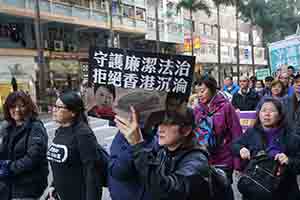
[180,1,268,82]
[0,0,268,108]
[0,0,149,105]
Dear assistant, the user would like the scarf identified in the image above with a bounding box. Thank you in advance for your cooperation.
[263,128,282,158]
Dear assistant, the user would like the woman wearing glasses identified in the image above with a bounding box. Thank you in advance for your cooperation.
[47,91,102,200]
[0,91,48,200]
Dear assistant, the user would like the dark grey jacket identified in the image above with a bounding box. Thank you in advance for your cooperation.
[0,118,48,199]
[132,143,210,200]
[284,95,300,133]
[232,127,300,200]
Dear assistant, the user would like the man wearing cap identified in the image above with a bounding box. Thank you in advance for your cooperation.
[232,76,260,111]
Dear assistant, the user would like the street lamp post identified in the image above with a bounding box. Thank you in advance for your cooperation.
[34,0,46,110]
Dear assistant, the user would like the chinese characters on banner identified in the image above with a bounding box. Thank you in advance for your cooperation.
[237,111,256,132]
[88,48,195,95]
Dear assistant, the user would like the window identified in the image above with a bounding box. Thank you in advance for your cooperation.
[123,4,134,18]
[204,24,210,36]
[147,17,155,30]
[230,31,237,39]
[168,23,182,33]
[208,44,216,55]
[136,7,146,20]
[112,2,120,15]
[159,20,164,31]
[234,47,238,57]
[221,29,228,39]
[255,48,264,59]
[221,46,230,56]
[184,19,192,33]
[200,45,206,55]
[160,0,163,9]
[198,23,205,35]
[94,0,106,10]
[210,25,215,36]
[240,32,249,41]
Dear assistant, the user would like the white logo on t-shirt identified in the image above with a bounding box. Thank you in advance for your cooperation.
[47,143,68,163]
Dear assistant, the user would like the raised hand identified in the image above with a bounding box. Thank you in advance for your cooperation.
[275,153,289,165]
[240,147,251,160]
[114,106,144,145]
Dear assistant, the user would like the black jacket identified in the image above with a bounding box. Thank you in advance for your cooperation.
[0,118,49,199]
[48,121,102,200]
[232,89,260,111]
[232,127,300,200]
[132,142,210,200]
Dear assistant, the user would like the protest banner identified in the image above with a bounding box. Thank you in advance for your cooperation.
[88,47,195,95]
[255,68,270,80]
[237,111,257,132]
[88,47,195,122]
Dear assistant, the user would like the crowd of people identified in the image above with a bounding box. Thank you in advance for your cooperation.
[0,65,300,200]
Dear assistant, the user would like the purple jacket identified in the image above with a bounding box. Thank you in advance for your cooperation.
[194,93,242,170]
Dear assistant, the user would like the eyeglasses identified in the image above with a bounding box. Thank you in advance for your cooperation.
[260,109,278,114]
[53,104,68,111]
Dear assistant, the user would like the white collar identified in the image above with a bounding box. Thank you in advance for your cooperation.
[238,88,250,95]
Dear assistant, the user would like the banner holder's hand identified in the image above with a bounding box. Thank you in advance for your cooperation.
[115,106,144,145]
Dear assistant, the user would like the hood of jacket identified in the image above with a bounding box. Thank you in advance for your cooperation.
[195,93,228,123]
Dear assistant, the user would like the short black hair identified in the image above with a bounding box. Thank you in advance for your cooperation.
[166,92,189,104]
[59,91,88,125]
[288,65,295,71]
[250,76,257,81]
[265,76,274,82]
[225,76,233,81]
[196,74,218,95]
[94,84,116,100]
[294,73,300,80]
[161,111,194,128]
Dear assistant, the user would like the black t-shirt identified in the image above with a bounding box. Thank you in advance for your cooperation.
[47,122,99,200]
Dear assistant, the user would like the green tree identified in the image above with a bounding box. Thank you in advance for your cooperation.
[211,0,235,85]
[239,0,268,75]
[240,0,299,44]
[176,0,211,56]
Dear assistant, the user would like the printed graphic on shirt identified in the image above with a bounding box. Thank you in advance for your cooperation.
[47,143,68,163]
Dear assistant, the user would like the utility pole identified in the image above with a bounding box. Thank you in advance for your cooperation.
[155,0,160,53]
[250,7,255,76]
[236,1,240,82]
[34,0,46,109]
[217,5,221,86]
[109,0,114,48]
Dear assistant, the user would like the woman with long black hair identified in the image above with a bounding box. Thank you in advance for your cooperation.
[47,91,102,200]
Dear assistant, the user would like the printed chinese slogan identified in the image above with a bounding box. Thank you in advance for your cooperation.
[88,47,195,95]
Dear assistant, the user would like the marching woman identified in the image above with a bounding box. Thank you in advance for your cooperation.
[115,107,211,200]
[232,97,300,200]
[193,75,243,200]
[0,91,48,200]
[47,91,102,200]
